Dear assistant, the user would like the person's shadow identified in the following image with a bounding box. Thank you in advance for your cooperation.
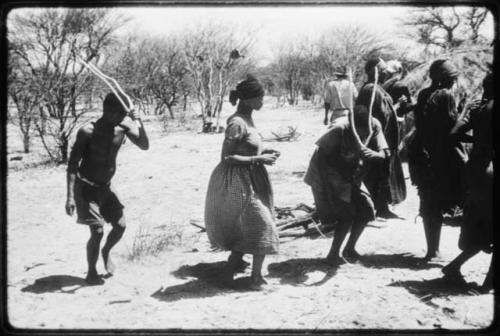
[151,261,265,303]
[356,253,443,270]
[389,276,485,307]
[266,258,338,286]
[21,275,93,294]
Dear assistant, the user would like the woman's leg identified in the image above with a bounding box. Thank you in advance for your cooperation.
[251,254,266,286]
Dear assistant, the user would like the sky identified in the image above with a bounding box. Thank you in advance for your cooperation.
[118,5,494,65]
[8,5,495,66]
[119,5,413,64]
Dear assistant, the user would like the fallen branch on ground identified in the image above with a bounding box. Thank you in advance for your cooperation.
[264,126,301,142]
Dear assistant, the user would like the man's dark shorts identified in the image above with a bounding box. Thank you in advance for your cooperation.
[74,177,125,227]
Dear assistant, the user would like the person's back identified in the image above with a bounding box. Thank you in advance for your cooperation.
[324,76,357,124]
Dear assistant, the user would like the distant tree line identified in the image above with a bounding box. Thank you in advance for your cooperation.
[8,6,492,163]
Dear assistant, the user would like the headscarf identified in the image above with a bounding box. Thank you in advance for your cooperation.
[229,74,265,105]
[429,59,457,83]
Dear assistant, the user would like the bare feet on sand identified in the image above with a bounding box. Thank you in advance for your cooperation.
[102,249,115,276]
[85,272,104,286]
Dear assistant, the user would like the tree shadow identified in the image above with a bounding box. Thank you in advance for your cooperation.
[389,276,484,307]
[151,261,262,303]
[267,258,338,286]
[357,253,443,270]
[21,275,91,294]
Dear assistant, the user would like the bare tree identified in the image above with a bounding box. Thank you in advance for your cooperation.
[182,22,256,132]
[8,8,127,162]
[317,25,393,86]
[7,52,41,153]
[464,7,489,43]
[110,35,189,118]
[401,7,490,52]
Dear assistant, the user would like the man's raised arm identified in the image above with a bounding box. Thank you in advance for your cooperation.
[121,110,149,150]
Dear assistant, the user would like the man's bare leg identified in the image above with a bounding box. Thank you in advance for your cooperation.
[87,226,104,285]
[423,217,442,260]
[343,220,366,261]
[325,220,349,266]
[101,224,125,275]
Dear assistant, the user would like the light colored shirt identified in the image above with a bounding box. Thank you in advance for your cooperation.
[324,79,358,121]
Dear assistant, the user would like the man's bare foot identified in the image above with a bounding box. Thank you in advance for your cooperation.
[376,209,401,219]
[324,255,347,267]
[343,249,361,262]
[424,251,443,262]
[85,272,104,286]
[102,249,115,275]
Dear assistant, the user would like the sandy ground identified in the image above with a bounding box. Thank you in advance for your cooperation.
[6,98,495,330]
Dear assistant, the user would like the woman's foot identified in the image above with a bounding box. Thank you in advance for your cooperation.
[343,249,361,262]
[324,255,347,267]
[227,253,249,273]
[248,275,267,291]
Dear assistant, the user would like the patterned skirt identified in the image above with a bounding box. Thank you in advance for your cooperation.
[204,162,279,255]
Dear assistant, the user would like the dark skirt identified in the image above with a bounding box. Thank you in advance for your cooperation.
[458,162,493,253]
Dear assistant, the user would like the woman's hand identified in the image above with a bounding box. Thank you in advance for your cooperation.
[261,148,281,156]
[258,153,279,165]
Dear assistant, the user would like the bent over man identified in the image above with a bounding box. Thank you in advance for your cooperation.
[66,92,149,284]
[305,105,390,266]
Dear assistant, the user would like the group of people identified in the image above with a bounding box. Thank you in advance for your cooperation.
[65,56,493,292]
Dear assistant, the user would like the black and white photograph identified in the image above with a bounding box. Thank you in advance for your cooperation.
[2,0,498,332]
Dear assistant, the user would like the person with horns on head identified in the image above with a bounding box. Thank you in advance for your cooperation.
[407,59,468,261]
[204,75,280,290]
[304,100,390,265]
[356,57,406,219]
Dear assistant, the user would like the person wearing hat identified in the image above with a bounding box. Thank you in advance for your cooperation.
[407,59,467,260]
[356,57,406,219]
[442,72,493,290]
[204,74,280,290]
[323,66,358,125]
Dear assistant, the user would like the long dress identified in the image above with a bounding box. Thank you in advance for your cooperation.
[204,113,279,255]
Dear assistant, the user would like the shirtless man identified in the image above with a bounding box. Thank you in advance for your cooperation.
[65,92,149,285]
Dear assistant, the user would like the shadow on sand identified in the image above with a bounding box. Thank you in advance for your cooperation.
[21,275,94,294]
[357,253,443,270]
[151,261,266,303]
[267,258,338,286]
[389,276,484,307]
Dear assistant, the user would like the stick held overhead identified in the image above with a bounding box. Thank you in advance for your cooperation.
[77,57,134,114]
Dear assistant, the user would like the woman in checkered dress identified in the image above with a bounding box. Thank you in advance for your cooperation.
[204,75,280,289]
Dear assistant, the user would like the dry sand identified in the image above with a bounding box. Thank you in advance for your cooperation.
[6,99,494,330]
